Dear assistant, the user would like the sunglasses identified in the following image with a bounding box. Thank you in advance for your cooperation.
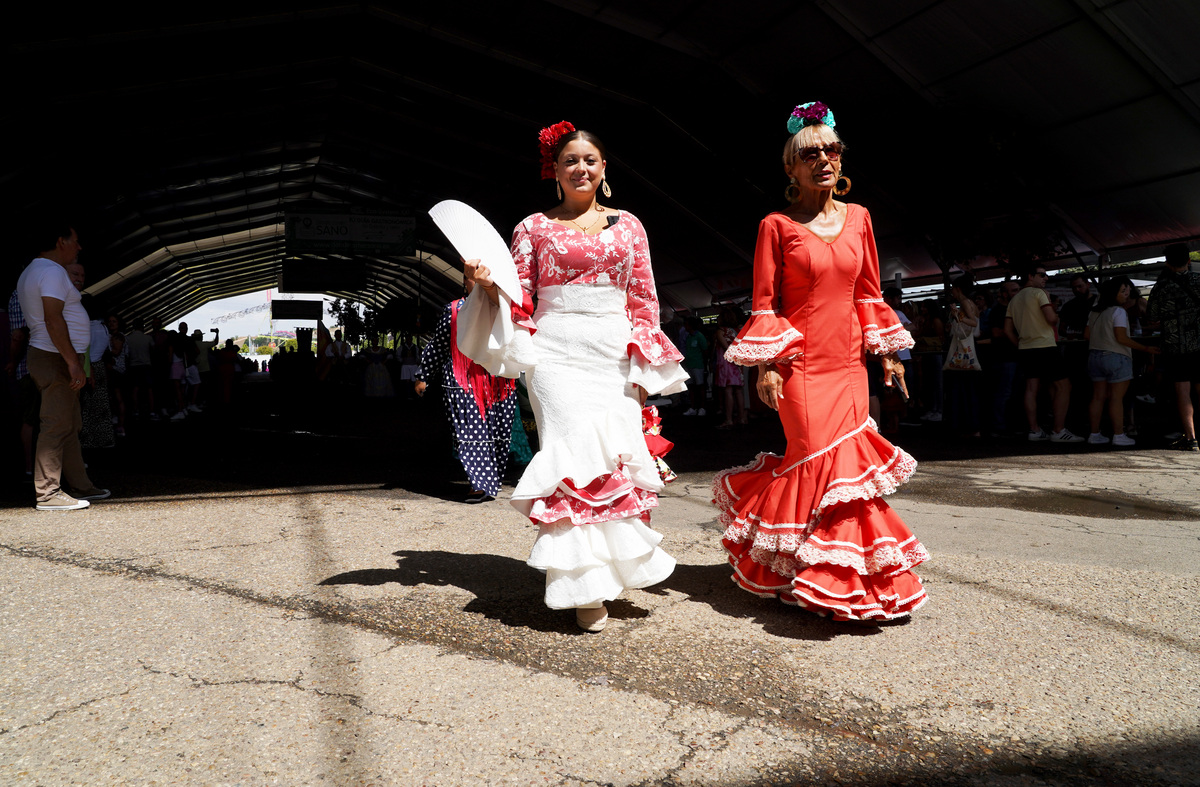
[796,143,844,164]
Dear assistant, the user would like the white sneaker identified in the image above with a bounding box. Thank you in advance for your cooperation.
[1050,429,1085,443]
[1027,429,1050,442]
[923,411,942,423]
[682,408,697,416]
[170,411,187,421]
[1136,394,1156,404]
[36,491,90,511]
[1112,433,1136,447]
[697,408,707,416]
[186,404,202,413]
[1087,433,1110,445]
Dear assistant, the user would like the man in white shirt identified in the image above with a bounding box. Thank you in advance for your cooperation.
[16,222,110,510]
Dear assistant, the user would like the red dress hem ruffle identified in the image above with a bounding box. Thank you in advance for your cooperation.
[712,420,928,621]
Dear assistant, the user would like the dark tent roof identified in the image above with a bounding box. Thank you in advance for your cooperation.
[6,1,1200,323]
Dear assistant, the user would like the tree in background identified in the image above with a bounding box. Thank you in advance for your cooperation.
[329,298,365,346]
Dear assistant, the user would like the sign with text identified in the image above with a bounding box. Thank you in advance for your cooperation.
[285,207,415,255]
[270,300,324,321]
[279,259,367,293]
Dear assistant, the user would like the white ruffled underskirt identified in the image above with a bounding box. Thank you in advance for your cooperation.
[527,517,677,609]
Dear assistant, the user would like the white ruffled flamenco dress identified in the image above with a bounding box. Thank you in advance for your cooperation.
[456,211,688,610]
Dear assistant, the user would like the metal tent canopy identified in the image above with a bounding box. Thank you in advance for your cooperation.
[5,0,1200,323]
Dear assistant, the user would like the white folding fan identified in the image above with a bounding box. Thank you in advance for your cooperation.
[428,200,521,305]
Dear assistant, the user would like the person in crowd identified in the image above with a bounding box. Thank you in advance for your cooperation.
[875,286,913,433]
[325,329,350,383]
[79,293,115,449]
[15,220,109,510]
[1059,273,1095,339]
[712,306,747,428]
[415,285,515,502]
[915,300,945,422]
[985,280,1020,436]
[461,122,687,632]
[362,335,396,398]
[1005,265,1084,443]
[7,286,37,482]
[192,328,219,409]
[681,316,709,416]
[175,324,202,414]
[714,101,927,622]
[106,314,128,438]
[1145,243,1200,451]
[943,274,981,437]
[123,317,154,420]
[149,316,171,420]
[1084,276,1160,446]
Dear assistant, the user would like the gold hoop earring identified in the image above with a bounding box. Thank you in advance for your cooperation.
[556,181,562,200]
[784,178,800,203]
[601,179,612,198]
[834,175,851,196]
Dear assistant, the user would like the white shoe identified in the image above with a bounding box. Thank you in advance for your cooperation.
[697,408,707,417]
[170,411,187,421]
[1049,429,1085,443]
[1027,429,1050,442]
[1136,394,1156,404]
[186,404,202,413]
[1087,433,1110,445]
[1112,433,1136,447]
[576,604,608,633]
[923,412,942,422]
[682,408,697,416]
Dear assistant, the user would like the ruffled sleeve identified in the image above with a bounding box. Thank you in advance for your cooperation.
[624,214,688,396]
[855,208,914,355]
[725,216,805,366]
[509,220,538,332]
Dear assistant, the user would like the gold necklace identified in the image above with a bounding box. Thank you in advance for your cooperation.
[564,206,605,233]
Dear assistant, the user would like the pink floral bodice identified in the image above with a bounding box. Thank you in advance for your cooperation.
[509,211,682,366]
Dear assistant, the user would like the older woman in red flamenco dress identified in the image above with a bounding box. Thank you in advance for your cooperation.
[713,102,929,622]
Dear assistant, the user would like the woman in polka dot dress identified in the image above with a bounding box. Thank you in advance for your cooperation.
[415,280,518,504]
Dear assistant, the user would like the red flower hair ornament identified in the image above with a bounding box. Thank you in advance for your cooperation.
[538,121,576,180]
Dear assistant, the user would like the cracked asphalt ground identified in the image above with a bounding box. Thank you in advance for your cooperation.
[2,384,1198,786]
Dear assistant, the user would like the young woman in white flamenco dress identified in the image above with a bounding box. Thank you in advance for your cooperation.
[460,123,688,632]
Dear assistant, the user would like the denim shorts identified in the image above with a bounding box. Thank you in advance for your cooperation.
[1087,350,1133,383]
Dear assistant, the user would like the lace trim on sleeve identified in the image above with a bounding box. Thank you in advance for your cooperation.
[863,322,915,355]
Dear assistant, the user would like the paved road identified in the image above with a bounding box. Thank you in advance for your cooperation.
[2,407,1198,786]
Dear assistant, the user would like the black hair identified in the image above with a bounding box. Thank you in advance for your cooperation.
[27,215,76,257]
[1165,242,1190,268]
[555,130,607,162]
[1094,276,1134,311]
[882,286,902,300]
[950,273,974,292]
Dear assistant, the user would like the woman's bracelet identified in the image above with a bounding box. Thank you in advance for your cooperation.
[482,282,496,291]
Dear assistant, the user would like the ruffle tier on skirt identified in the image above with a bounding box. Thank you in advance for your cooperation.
[712,420,928,621]
[512,285,683,609]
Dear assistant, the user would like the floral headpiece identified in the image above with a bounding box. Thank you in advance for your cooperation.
[787,101,835,134]
[538,120,576,180]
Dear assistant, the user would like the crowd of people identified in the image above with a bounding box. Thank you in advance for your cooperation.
[7,102,1199,637]
[668,254,1200,453]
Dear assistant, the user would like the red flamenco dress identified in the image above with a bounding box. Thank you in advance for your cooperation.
[713,205,928,621]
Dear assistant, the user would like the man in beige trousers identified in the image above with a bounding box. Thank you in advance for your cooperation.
[16,220,110,510]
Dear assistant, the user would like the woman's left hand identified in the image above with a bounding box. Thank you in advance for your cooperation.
[882,353,909,398]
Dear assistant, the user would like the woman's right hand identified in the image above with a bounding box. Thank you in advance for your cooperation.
[414,381,427,397]
[462,258,500,305]
[757,365,783,410]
